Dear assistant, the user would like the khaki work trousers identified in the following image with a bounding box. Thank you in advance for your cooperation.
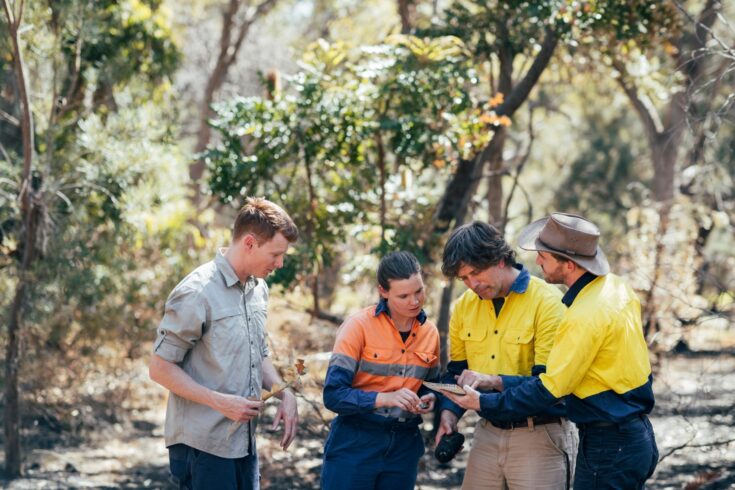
[461,418,578,490]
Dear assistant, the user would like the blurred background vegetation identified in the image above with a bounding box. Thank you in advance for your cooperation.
[1,0,733,486]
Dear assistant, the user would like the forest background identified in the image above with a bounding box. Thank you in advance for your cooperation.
[1,0,733,488]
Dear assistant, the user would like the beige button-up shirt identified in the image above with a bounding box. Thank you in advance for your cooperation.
[153,250,269,458]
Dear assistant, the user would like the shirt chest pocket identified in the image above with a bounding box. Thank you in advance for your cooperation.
[209,307,246,358]
[247,302,268,350]
[501,324,535,375]
[460,324,489,358]
[362,346,401,364]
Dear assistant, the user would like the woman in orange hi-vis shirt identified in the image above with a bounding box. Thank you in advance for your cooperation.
[320,251,441,490]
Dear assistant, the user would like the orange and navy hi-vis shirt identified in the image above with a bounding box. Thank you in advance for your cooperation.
[323,301,440,421]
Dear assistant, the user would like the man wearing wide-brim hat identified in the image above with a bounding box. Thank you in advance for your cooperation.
[441,213,659,490]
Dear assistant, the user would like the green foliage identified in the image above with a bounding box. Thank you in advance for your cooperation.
[421,1,678,66]
[205,35,484,290]
[421,0,571,59]
[206,60,374,288]
[0,0,193,352]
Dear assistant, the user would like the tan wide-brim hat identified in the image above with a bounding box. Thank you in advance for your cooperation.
[518,213,610,276]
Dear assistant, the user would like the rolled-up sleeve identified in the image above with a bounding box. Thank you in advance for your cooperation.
[153,287,207,363]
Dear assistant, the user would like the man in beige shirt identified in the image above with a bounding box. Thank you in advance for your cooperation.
[149,197,299,489]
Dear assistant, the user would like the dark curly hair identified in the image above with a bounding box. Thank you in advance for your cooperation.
[441,221,516,277]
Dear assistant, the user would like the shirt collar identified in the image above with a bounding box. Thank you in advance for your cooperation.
[561,271,598,307]
[374,297,428,325]
[509,264,530,294]
[215,249,256,290]
[473,263,530,301]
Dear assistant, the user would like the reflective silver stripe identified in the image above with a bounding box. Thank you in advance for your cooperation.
[427,366,440,380]
[358,360,433,380]
[329,353,358,373]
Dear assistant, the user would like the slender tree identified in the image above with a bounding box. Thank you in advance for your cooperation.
[2,0,35,476]
[610,0,730,338]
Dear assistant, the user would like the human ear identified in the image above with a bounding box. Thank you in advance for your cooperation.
[239,233,258,250]
[377,285,389,299]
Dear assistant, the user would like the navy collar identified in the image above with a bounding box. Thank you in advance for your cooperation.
[473,263,530,301]
[509,264,530,294]
[374,297,427,325]
[562,272,598,306]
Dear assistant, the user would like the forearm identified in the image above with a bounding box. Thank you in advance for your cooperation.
[149,354,220,409]
[262,357,289,398]
[479,377,559,421]
[323,366,377,414]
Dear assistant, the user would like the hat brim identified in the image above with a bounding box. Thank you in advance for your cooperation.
[517,217,610,276]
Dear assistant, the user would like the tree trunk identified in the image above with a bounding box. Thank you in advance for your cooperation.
[432,26,559,367]
[650,134,679,204]
[3,0,36,477]
[435,147,490,369]
[486,126,508,227]
[303,153,321,317]
[376,131,387,246]
[5,281,26,477]
[397,0,414,34]
[615,1,722,346]
[436,284,454,369]
[487,22,514,228]
[189,0,280,200]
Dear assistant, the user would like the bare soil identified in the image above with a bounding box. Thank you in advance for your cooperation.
[1,351,733,489]
[1,309,733,489]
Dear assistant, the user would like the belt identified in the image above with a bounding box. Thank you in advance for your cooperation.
[488,415,563,430]
[577,414,646,430]
[341,415,421,432]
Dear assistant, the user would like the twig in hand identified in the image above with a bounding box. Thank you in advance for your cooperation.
[226,359,307,439]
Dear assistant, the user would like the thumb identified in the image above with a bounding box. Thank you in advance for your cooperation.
[463,384,477,395]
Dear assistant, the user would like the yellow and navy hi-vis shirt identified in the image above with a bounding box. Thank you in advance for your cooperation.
[477,272,655,424]
[438,265,567,422]
[323,301,440,422]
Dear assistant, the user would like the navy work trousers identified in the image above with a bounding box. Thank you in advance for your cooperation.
[574,415,658,489]
[168,443,259,490]
[320,416,425,490]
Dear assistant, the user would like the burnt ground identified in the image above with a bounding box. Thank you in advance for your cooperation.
[1,351,734,489]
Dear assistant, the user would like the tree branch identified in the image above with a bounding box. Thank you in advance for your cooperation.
[228,0,280,66]
[0,108,20,126]
[673,0,722,86]
[3,0,34,198]
[612,59,663,144]
[494,27,558,117]
[502,102,536,233]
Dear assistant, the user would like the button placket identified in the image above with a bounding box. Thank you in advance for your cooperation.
[241,290,258,396]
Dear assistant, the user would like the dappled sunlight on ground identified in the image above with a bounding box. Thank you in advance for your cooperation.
[2,309,733,489]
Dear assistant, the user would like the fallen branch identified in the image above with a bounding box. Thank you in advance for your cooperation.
[659,436,735,463]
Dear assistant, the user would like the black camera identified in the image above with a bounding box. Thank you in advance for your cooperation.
[434,432,465,463]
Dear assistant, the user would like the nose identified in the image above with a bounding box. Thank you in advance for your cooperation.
[468,277,480,289]
[275,256,284,269]
[535,254,542,266]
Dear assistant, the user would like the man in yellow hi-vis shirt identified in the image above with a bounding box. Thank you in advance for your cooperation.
[436,221,578,490]
[443,213,658,490]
